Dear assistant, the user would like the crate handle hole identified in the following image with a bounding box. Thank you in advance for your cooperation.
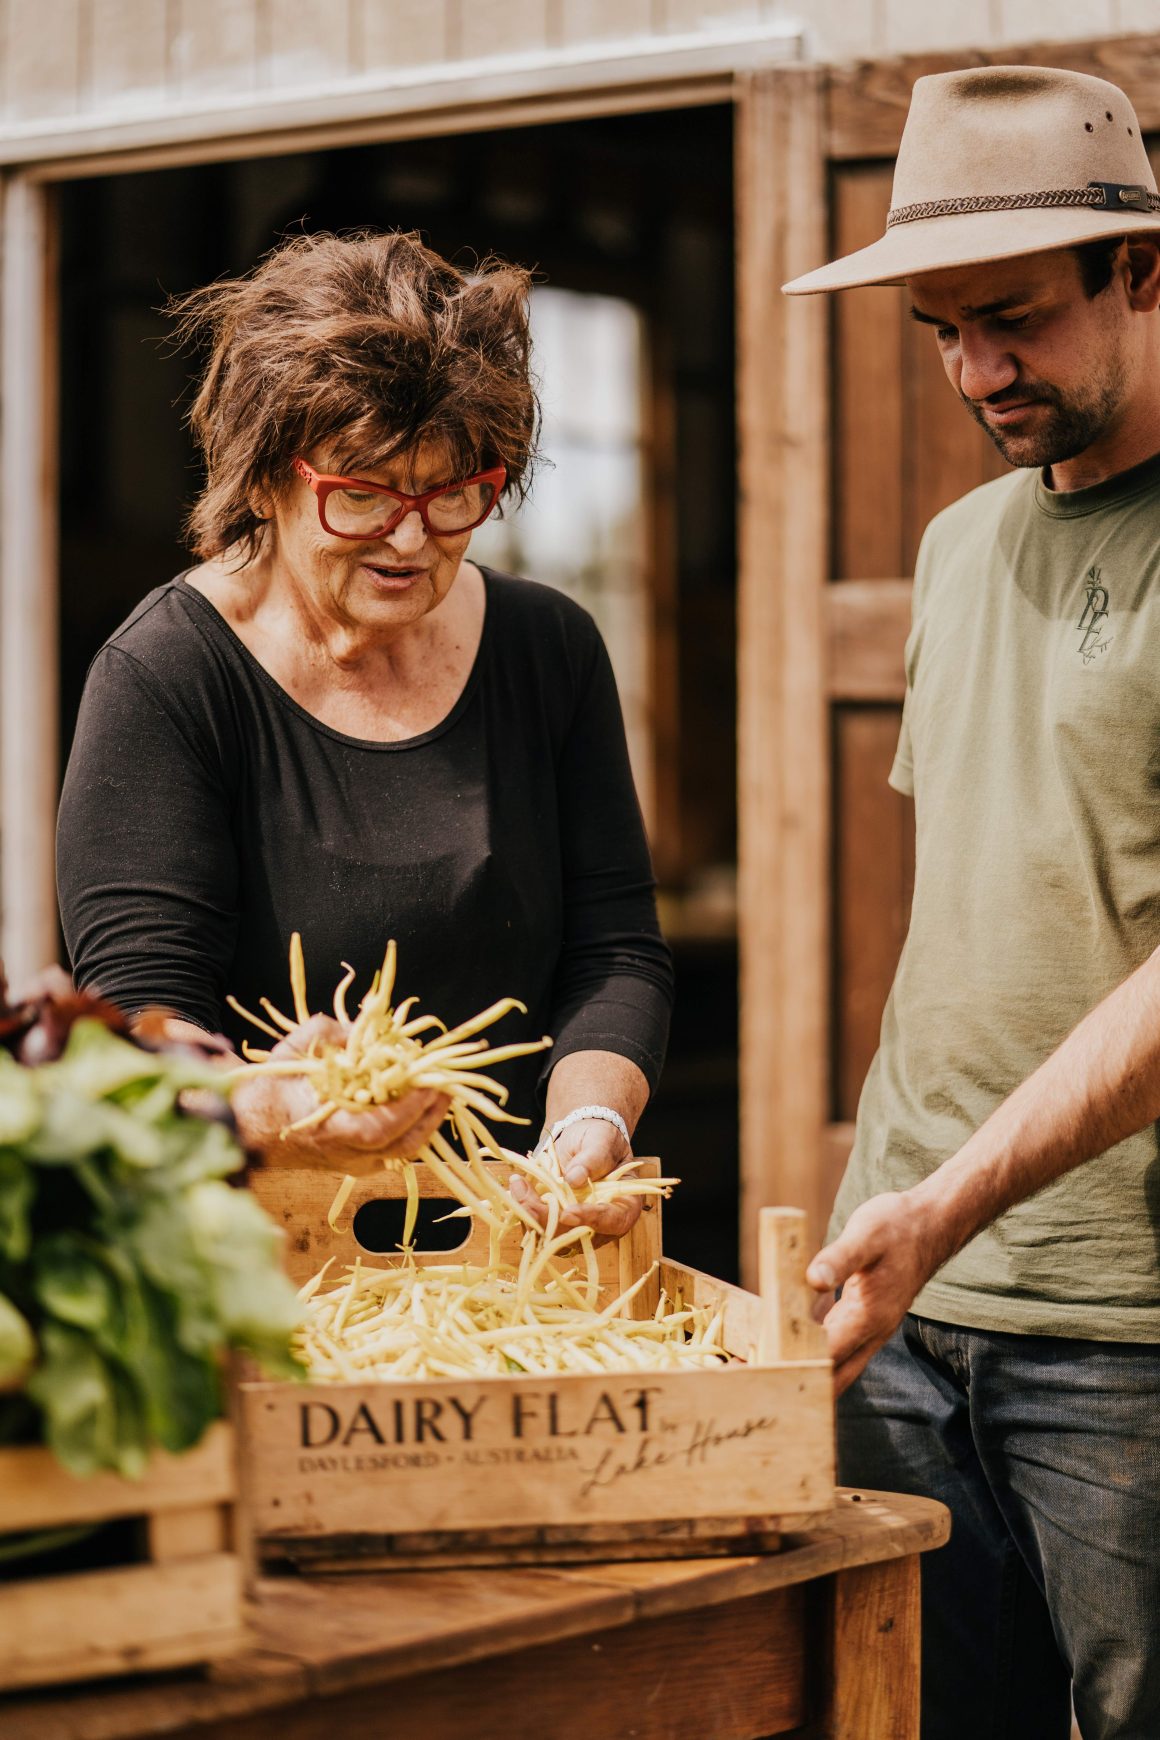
[351,1198,472,1254]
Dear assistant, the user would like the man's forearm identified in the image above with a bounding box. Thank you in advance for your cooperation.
[811,942,1160,1392]
[911,944,1160,1266]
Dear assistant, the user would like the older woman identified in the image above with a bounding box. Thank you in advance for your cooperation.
[56,231,672,1234]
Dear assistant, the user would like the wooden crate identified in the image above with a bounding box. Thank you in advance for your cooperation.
[239,1163,834,1571]
[0,1420,243,1693]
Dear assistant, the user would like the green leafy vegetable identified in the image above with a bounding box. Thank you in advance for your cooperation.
[0,1291,34,1387]
[0,1011,301,1480]
[0,1151,33,1262]
[0,1054,39,1145]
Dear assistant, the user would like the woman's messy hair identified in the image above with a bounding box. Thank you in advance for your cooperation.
[168,229,539,560]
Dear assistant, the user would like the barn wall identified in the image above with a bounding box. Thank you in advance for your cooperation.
[0,0,1148,140]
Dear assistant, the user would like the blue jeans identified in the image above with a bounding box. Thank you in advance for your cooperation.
[838,1316,1160,1740]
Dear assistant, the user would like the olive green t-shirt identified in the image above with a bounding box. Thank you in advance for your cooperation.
[834,450,1160,1340]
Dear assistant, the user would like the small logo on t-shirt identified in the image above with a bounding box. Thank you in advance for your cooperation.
[1077,567,1113,664]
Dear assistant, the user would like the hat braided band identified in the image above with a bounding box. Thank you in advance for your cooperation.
[888,183,1160,227]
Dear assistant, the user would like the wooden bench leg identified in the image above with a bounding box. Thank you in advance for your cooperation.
[808,1553,921,1739]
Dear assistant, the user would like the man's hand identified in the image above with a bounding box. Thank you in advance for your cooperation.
[807,1190,942,1395]
[232,1014,450,1171]
[509,1117,641,1240]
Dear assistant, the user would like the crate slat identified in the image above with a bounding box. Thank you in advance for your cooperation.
[0,1420,235,1533]
[147,1500,232,1561]
[0,1555,243,1692]
[250,1160,627,1296]
[282,1525,788,1571]
[658,1257,765,1359]
[758,1210,831,1362]
[616,1172,663,1318]
[245,1359,832,1538]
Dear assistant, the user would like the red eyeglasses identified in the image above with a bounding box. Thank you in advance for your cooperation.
[292,457,507,540]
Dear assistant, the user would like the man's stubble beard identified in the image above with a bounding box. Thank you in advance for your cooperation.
[960,346,1128,470]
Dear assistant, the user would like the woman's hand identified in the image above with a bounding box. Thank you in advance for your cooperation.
[231,1014,450,1172]
[509,1117,642,1240]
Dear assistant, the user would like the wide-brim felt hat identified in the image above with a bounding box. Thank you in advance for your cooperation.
[784,66,1160,294]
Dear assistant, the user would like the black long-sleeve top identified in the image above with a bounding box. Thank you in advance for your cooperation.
[57,569,673,1126]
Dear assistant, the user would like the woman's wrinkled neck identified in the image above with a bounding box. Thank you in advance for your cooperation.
[188,538,482,683]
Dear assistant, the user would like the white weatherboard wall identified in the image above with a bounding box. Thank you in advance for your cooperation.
[0,0,1149,148]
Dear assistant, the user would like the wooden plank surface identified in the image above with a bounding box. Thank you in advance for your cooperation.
[0,1421,235,1533]
[659,1257,764,1358]
[0,1490,950,1739]
[0,1666,309,1740]
[291,1519,786,1572]
[259,0,355,85]
[826,579,911,701]
[170,0,260,96]
[616,1165,663,1317]
[831,164,904,580]
[360,0,448,70]
[13,76,736,182]
[758,1208,829,1362]
[665,0,764,25]
[241,1489,947,1684]
[826,33,1160,159]
[0,0,81,121]
[0,1556,243,1693]
[881,0,998,57]
[832,707,915,1123]
[558,0,655,42]
[824,1554,921,1739]
[201,1585,807,1740]
[146,1502,231,1562]
[240,1562,635,1692]
[0,175,60,986]
[87,0,169,109]
[458,0,554,59]
[735,66,831,1279]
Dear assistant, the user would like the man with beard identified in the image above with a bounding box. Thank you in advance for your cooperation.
[784,67,1160,1740]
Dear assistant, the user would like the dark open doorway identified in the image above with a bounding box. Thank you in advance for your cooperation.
[56,103,740,1277]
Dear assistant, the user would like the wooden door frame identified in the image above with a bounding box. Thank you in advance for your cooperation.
[0,172,60,991]
[733,67,830,1284]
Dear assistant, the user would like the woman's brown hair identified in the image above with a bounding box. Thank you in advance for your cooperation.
[169,230,539,560]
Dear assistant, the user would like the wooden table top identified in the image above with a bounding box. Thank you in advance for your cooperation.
[2,1489,950,1740]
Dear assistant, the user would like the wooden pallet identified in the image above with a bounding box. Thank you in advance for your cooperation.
[0,1421,243,1693]
[239,1163,835,1571]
